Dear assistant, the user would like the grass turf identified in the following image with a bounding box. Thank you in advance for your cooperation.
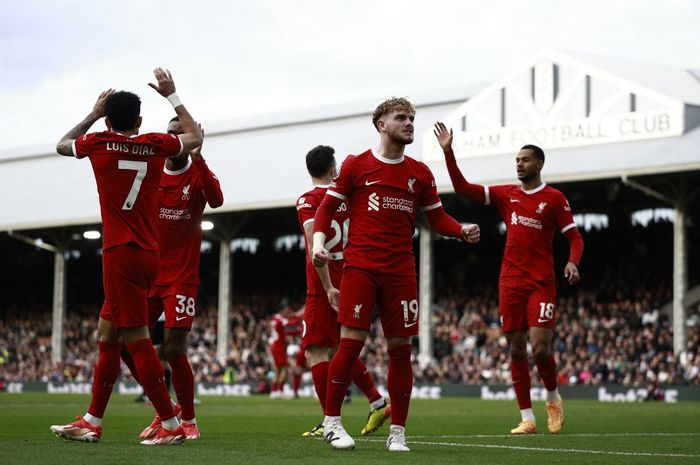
[1,393,699,465]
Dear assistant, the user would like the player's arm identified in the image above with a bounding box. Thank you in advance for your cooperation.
[424,205,481,244]
[304,221,339,311]
[421,163,481,244]
[312,156,355,267]
[311,193,343,267]
[563,228,584,284]
[434,122,488,203]
[557,195,584,285]
[148,67,202,158]
[190,127,224,208]
[56,89,114,157]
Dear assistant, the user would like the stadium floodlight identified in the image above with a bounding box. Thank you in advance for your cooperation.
[82,230,101,240]
[201,221,214,231]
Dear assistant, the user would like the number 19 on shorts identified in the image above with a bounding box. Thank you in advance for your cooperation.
[401,299,419,328]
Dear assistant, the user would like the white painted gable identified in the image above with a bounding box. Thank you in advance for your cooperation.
[423,50,694,161]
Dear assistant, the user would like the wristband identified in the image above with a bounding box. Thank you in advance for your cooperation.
[312,232,327,255]
[166,93,183,108]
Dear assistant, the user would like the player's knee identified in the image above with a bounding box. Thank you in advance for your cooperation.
[164,343,186,361]
[305,347,328,366]
[510,347,528,361]
[532,345,550,362]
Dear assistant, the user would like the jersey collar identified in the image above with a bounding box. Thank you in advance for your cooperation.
[521,182,546,195]
[371,148,404,164]
[163,158,192,175]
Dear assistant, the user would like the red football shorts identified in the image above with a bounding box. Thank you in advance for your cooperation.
[100,244,158,331]
[270,343,288,369]
[302,294,339,349]
[338,267,419,338]
[499,277,557,332]
[148,284,198,330]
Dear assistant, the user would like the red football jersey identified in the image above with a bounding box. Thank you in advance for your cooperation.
[269,314,286,349]
[296,185,348,296]
[284,315,303,336]
[154,158,223,285]
[486,183,576,282]
[268,314,302,348]
[327,149,443,276]
[73,131,183,251]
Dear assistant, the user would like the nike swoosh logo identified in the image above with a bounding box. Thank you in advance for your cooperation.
[365,180,381,185]
[404,322,418,328]
[537,318,550,323]
[510,199,520,203]
[176,315,188,321]
[331,379,346,384]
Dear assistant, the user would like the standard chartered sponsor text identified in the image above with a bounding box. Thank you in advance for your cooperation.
[382,196,414,212]
[516,215,542,229]
[159,207,191,220]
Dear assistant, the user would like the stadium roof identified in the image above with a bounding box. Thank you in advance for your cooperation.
[2,50,699,232]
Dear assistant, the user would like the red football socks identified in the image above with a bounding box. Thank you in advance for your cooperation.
[536,355,558,392]
[87,341,122,418]
[325,338,364,417]
[311,361,330,412]
[169,354,195,421]
[351,358,382,404]
[387,344,412,427]
[511,358,532,409]
[120,346,140,384]
[127,338,176,420]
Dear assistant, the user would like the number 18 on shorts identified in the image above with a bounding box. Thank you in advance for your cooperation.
[499,280,557,332]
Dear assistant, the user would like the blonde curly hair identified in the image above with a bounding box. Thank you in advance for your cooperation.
[371,97,415,131]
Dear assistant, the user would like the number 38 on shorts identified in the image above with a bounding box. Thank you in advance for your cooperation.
[175,294,196,317]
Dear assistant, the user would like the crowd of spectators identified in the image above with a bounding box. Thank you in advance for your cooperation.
[2,278,699,390]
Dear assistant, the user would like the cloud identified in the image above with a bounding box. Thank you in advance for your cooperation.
[1,0,699,150]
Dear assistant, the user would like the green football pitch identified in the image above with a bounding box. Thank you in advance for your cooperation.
[1,393,699,465]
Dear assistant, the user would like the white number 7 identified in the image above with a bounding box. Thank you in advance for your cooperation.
[118,160,147,210]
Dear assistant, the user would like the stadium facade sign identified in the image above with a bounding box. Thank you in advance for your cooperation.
[422,50,685,161]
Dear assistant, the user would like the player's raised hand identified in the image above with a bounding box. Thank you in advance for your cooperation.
[461,223,480,244]
[433,122,453,151]
[148,67,176,97]
[564,262,580,285]
[91,89,115,119]
[313,248,329,268]
[326,286,340,312]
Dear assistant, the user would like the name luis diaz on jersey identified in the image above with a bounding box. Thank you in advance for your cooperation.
[106,142,155,156]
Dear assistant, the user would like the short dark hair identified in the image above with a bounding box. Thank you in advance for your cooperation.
[521,144,545,161]
[105,91,141,131]
[305,145,336,178]
[169,116,180,123]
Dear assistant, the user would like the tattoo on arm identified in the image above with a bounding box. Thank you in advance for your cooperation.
[57,113,99,157]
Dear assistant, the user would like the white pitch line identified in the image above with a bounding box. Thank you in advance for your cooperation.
[407,432,700,439]
[357,438,700,458]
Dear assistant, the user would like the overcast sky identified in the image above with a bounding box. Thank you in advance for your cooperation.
[1,0,698,151]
